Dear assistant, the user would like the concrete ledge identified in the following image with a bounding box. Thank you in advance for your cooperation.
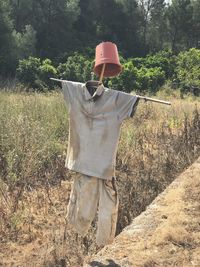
[84,157,200,267]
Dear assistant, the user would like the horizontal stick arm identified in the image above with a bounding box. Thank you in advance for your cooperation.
[137,96,171,105]
[50,78,63,82]
[50,78,171,106]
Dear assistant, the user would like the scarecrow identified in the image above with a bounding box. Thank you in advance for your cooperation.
[51,42,170,246]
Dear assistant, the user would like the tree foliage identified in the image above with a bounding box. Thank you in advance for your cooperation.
[175,48,200,94]
[16,49,200,95]
[0,0,16,74]
[16,57,57,90]
[0,0,199,90]
[57,53,94,82]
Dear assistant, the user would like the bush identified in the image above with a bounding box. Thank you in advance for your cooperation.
[15,49,200,95]
[136,67,166,93]
[175,48,200,95]
[144,50,176,79]
[57,52,94,82]
[109,62,166,94]
[131,50,176,79]
[38,59,58,90]
[108,61,138,92]
[16,57,57,91]
[16,57,40,87]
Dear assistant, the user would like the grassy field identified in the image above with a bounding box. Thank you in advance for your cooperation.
[0,90,199,266]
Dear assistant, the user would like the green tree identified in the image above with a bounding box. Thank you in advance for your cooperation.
[32,0,80,59]
[175,48,200,94]
[137,0,156,52]
[191,0,200,48]
[0,0,16,75]
[73,0,98,49]
[94,0,142,57]
[12,25,36,60]
[95,0,127,42]
[148,0,167,52]
[165,0,193,52]
[116,0,143,56]
[10,0,80,59]
[9,0,33,32]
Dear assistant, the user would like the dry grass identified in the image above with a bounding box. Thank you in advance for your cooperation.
[0,90,199,266]
[117,98,200,233]
[83,158,200,267]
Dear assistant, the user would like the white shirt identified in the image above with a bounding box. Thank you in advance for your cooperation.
[62,80,138,180]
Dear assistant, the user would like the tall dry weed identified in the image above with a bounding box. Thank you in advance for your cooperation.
[117,103,200,232]
[0,91,199,266]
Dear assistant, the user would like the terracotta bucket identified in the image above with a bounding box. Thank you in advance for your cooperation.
[94,42,122,78]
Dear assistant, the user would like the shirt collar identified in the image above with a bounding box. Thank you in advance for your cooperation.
[83,80,104,101]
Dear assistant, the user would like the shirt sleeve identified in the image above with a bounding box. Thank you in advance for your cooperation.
[61,80,81,106]
[115,91,139,122]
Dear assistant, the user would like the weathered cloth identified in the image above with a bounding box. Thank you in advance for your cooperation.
[66,173,119,246]
[62,80,138,180]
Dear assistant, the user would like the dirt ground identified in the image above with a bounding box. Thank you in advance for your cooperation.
[0,158,200,267]
[84,157,200,267]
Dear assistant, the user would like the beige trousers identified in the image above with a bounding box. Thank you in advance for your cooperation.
[66,173,119,246]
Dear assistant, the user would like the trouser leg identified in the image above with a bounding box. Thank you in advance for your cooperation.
[66,173,99,236]
[96,177,119,246]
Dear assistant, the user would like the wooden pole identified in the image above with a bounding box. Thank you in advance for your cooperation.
[99,63,106,84]
[50,78,63,82]
[138,96,171,105]
[49,77,171,106]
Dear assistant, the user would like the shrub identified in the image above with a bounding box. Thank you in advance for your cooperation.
[57,52,94,82]
[136,67,166,93]
[16,57,40,88]
[15,49,200,95]
[131,50,176,79]
[144,51,176,79]
[38,59,57,90]
[108,61,139,92]
[16,57,57,91]
[175,48,200,95]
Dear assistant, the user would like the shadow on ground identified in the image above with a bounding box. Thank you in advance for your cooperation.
[89,259,121,267]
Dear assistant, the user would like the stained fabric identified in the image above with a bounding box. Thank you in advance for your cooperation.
[66,173,119,246]
[62,80,139,180]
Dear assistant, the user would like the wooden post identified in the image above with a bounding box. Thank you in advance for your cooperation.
[50,78,63,82]
[137,96,171,105]
[99,63,106,84]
